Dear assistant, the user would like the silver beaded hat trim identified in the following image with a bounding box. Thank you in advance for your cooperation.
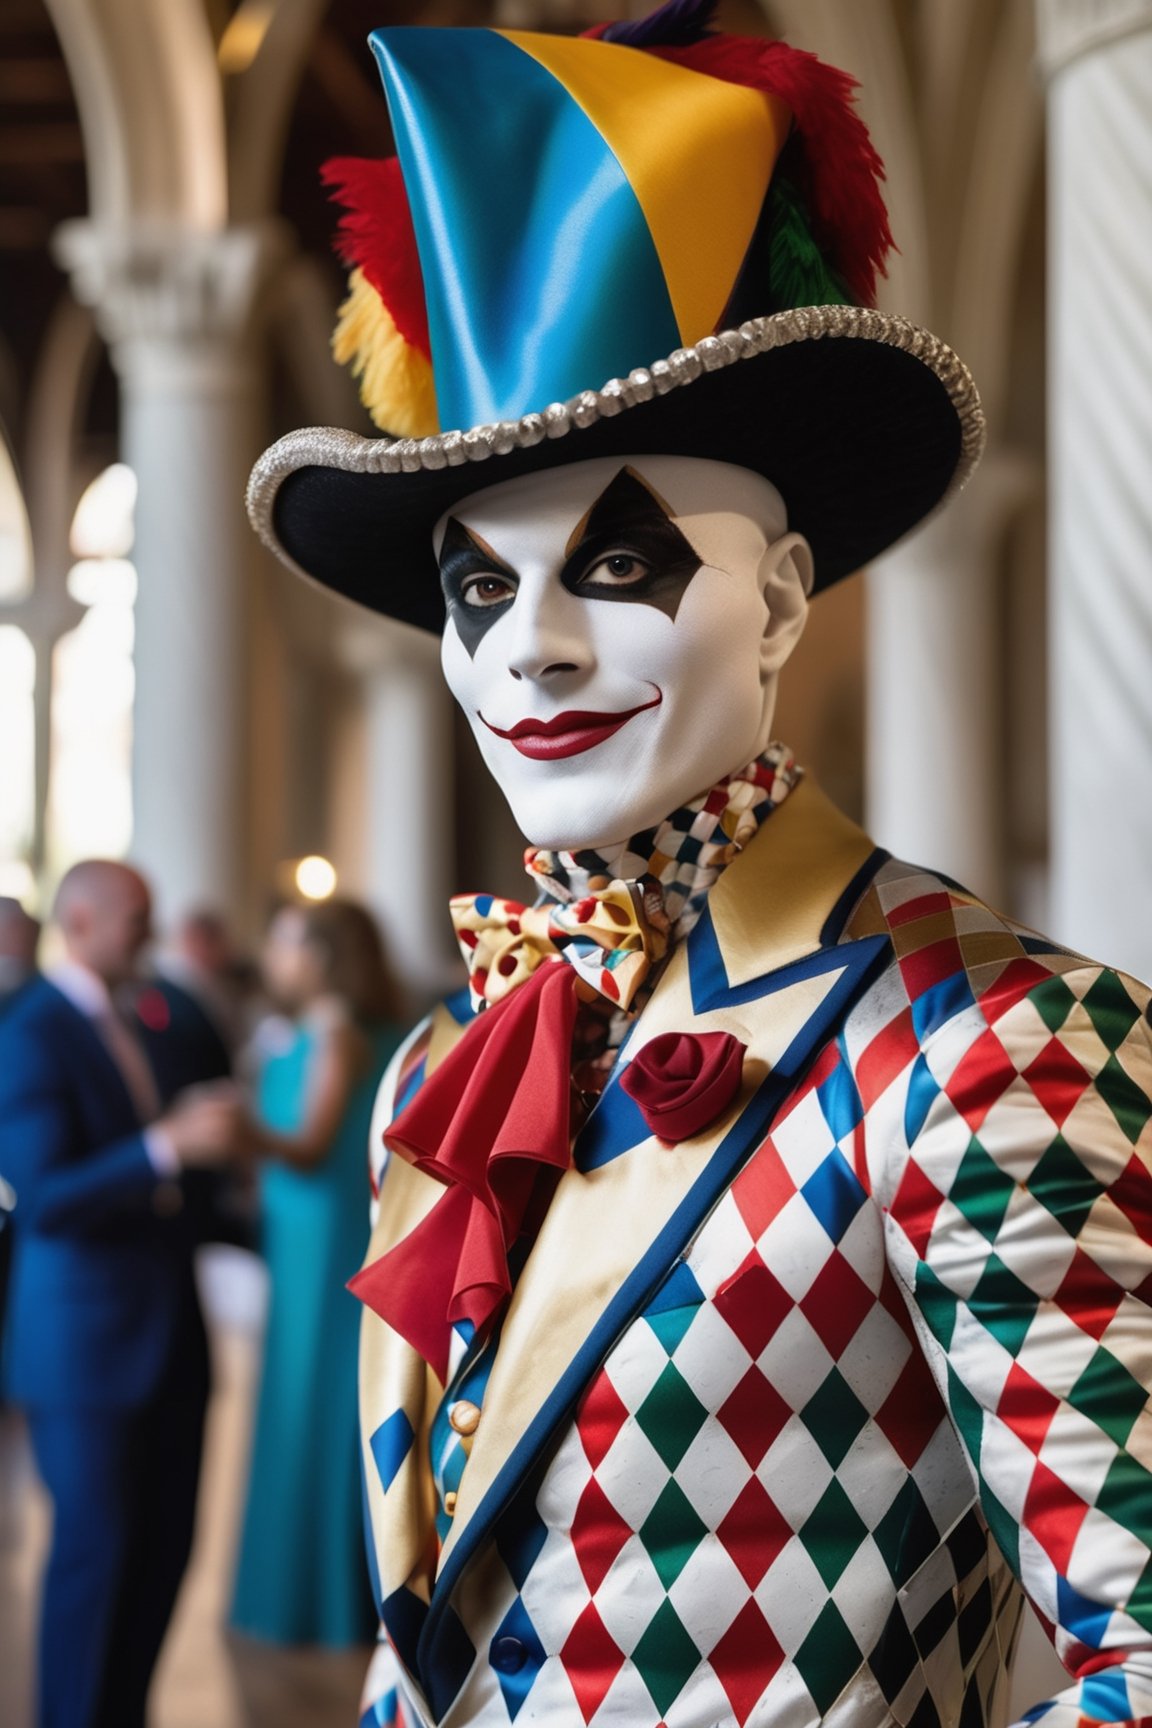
[247,304,985,576]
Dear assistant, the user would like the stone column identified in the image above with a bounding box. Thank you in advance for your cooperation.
[1038,1,1152,977]
[360,638,462,1008]
[54,220,285,921]
[866,453,1035,907]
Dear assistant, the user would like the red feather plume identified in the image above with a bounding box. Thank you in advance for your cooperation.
[321,156,431,359]
[625,36,893,308]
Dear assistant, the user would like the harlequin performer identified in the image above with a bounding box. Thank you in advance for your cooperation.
[247,5,1152,1724]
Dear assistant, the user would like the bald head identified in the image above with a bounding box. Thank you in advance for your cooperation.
[54,860,152,985]
[0,898,39,987]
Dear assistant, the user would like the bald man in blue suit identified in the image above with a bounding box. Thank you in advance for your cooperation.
[0,861,249,1728]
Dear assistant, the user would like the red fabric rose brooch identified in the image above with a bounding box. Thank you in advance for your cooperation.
[620,1030,747,1143]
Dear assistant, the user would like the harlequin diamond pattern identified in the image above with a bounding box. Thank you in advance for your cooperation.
[420,861,1152,1728]
[442,1095,980,1726]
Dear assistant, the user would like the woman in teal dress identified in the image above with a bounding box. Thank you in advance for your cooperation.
[231,898,405,1647]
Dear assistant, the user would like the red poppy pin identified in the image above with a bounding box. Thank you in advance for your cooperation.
[135,987,171,1033]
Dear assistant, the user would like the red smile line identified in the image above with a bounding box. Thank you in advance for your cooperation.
[481,696,662,760]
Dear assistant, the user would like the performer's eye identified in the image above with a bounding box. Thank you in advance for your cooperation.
[460,573,516,608]
[580,551,650,589]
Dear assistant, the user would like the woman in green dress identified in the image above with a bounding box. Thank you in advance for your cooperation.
[231,898,405,1647]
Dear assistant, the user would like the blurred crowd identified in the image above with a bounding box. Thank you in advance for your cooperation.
[0,865,409,1728]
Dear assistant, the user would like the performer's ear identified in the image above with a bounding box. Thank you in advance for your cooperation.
[759,532,813,677]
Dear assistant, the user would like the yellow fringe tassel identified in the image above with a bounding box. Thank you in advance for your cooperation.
[332,267,439,439]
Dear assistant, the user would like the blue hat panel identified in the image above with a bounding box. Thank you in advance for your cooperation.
[369,27,682,431]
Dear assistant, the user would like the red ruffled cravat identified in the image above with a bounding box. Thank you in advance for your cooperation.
[349,963,581,1381]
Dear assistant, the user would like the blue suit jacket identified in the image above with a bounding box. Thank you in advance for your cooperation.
[0,975,231,1410]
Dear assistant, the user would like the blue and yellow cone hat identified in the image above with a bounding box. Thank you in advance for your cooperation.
[248,0,983,630]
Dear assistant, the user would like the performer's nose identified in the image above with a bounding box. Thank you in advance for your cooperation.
[505,581,589,682]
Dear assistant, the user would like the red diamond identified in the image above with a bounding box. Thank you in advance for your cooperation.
[998,1360,1061,1454]
[717,1367,791,1467]
[789,1042,840,1110]
[887,891,953,930]
[577,1370,629,1470]
[570,1474,631,1594]
[855,1006,921,1110]
[1109,1153,1152,1239]
[708,1599,782,1725]
[1054,1248,1120,1341]
[1023,1460,1090,1576]
[1021,1037,1092,1129]
[899,935,965,1002]
[944,1027,1019,1131]
[561,1600,625,1724]
[716,1476,792,1587]
[732,1138,795,1241]
[714,1255,793,1358]
[799,1252,873,1358]
[979,956,1054,1017]
[875,1346,946,1468]
[891,1156,945,1259]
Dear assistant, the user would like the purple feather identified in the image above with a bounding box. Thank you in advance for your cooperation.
[600,0,719,49]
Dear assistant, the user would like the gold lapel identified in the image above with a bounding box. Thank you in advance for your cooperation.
[359,1152,445,1612]
[437,778,880,1574]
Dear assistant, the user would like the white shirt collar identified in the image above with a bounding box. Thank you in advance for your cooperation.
[49,959,115,1021]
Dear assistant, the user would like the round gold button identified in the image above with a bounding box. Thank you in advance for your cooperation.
[449,1400,481,1437]
[444,1490,458,1516]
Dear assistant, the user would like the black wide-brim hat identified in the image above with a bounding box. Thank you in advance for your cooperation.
[247,8,983,634]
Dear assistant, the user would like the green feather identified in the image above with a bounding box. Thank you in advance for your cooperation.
[765,175,848,311]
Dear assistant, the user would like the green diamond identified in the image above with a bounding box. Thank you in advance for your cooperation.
[946,1363,984,1470]
[1033,975,1077,1035]
[1068,1345,1147,1448]
[915,1262,958,1351]
[1099,1054,1152,1145]
[635,1362,709,1471]
[950,1136,1016,1244]
[966,1253,1038,1356]
[793,1600,861,1713]
[1081,973,1142,1052]
[801,1368,868,1469]
[982,1482,1019,1575]
[631,1598,701,1716]
[873,1477,937,1586]
[1095,1449,1152,1544]
[800,1477,869,1589]
[639,1478,708,1590]
[1027,1135,1102,1240]
[1126,1553,1152,1635]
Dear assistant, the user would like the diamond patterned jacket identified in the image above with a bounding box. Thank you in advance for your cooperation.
[356,781,1152,1728]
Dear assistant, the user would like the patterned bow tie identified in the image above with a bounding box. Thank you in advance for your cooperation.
[451,876,671,1014]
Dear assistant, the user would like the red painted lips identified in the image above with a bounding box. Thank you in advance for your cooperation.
[481,695,662,759]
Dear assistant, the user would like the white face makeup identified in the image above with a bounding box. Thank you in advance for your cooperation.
[437,455,812,853]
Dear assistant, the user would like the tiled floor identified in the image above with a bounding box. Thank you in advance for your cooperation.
[0,1311,369,1728]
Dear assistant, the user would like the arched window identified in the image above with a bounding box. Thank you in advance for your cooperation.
[0,626,36,901]
[44,464,137,879]
[0,430,33,605]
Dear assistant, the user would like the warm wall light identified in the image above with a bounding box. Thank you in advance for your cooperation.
[295,855,337,901]
[218,0,276,75]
